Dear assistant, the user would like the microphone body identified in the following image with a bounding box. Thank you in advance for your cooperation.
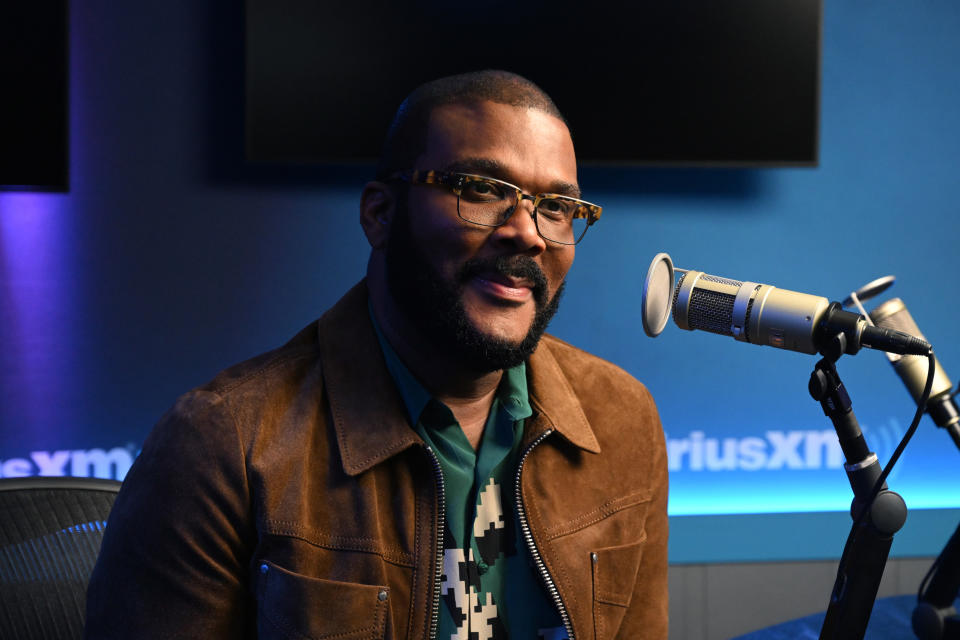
[672,270,930,357]
[869,298,960,445]
[673,271,827,353]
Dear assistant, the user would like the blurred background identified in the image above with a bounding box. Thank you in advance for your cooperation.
[2,1,958,637]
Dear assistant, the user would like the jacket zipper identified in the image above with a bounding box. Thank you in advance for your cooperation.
[424,445,446,640]
[515,428,575,640]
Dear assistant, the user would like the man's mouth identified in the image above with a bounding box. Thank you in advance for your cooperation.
[460,256,549,307]
[471,272,535,303]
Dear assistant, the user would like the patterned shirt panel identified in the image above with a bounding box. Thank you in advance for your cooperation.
[371,312,567,640]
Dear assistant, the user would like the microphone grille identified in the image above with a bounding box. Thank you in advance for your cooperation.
[869,298,922,338]
[671,271,687,310]
[673,271,742,336]
[701,274,744,287]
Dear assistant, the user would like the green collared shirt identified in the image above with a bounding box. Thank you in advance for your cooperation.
[370,312,567,640]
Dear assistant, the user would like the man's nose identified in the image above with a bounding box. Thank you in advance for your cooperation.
[493,195,547,253]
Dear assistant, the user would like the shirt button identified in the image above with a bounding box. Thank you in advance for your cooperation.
[477,561,489,575]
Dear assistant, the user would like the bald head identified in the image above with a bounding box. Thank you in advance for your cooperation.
[375,70,568,180]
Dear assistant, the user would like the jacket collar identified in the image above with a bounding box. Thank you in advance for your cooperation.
[527,340,601,454]
[318,281,600,476]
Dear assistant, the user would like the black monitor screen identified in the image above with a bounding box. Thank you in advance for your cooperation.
[246,0,820,167]
[0,0,68,190]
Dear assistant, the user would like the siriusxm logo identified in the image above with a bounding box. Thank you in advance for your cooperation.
[0,447,135,480]
[667,430,844,472]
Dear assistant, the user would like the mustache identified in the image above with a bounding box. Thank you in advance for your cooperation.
[458,256,549,305]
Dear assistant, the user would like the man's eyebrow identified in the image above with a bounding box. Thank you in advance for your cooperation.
[550,180,582,199]
[442,157,508,179]
[441,157,582,199]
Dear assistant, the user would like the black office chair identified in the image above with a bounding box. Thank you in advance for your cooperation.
[0,477,121,640]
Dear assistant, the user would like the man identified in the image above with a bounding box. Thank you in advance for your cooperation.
[86,70,668,639]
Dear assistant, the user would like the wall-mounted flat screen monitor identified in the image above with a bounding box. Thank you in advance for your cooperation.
[0,0,68,191]
[246,0,821,167]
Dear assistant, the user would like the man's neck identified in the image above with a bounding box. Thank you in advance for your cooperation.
[434,388,498,450]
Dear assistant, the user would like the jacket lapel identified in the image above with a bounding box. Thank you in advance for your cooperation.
[317,281,422,476]
[527,339,601,454]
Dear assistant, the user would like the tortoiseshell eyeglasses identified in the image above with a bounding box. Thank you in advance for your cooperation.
[389,170,602,246]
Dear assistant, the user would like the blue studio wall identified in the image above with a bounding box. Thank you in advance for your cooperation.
[1,2,958,564]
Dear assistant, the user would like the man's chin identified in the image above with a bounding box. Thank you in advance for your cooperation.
[460,306,537,347]
[450,282,563,373]
[447,315,542,374]
[467,328,530,356]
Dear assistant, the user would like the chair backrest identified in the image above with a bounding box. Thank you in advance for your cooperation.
[0,477,121,640]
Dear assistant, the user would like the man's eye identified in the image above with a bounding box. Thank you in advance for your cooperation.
[538,198,574,220]
[462,181,505,200]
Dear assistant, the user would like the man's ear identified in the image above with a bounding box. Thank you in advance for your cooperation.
[359,181,396,249]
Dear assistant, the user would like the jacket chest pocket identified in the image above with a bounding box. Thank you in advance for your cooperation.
[591,537,646,640]
[256,560,389,640]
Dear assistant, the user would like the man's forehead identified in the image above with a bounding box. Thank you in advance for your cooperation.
[419,100,579,192]
[424,100,569,141]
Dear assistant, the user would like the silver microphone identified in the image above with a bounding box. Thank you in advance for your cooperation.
[641,253,931,357]
[869,298,960,442]
[672,269,830,354]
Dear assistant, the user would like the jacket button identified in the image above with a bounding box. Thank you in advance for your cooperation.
[591,552,598,564]
[260,563,269,574]
[378,589,388,602]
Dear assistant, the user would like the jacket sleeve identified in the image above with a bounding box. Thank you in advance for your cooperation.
[616,387,670,640]
[85,390,255,639]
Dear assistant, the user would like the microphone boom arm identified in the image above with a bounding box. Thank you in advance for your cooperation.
[810,333,908,640]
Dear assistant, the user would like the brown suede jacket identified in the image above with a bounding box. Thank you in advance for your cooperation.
[85,282,668,640]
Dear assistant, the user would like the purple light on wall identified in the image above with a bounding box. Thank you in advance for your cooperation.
[0,192,74,436]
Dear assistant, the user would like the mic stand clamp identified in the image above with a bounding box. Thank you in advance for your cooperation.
[809,333,908,640]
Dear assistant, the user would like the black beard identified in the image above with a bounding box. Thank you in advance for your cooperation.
[384,199,565,374]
